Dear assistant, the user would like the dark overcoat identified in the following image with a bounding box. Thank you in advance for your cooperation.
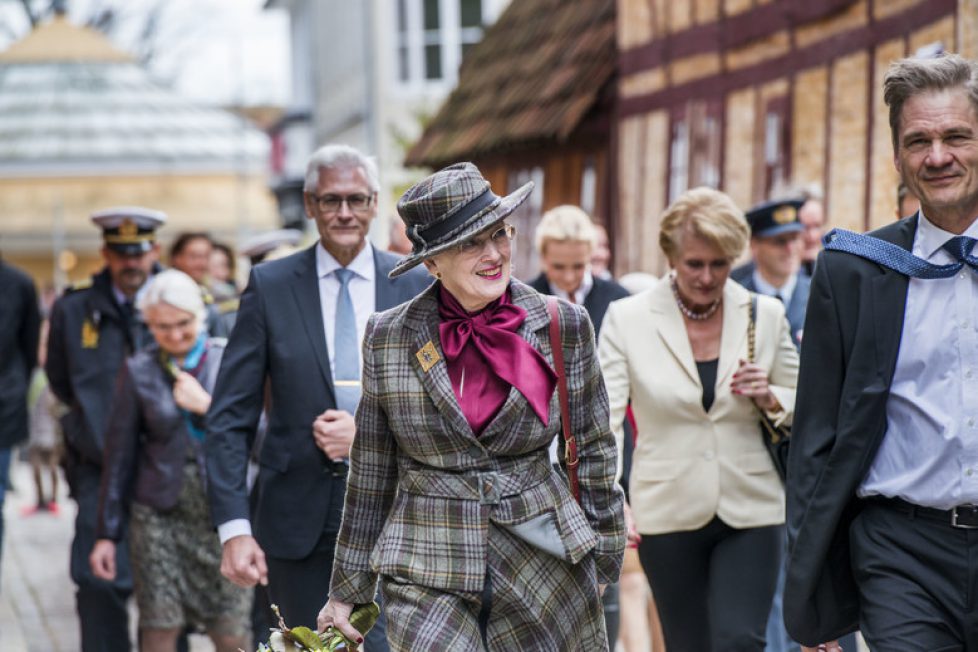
[0,260,40,449]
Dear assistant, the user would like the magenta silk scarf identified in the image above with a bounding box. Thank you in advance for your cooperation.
[437,284,557,435]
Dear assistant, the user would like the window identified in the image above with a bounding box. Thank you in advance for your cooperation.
[668,100,723,203]
[459,0,483,61]
[396,0,489,87]
[761,97,789,199]
[397,0,410,82]
[423,0,442,80]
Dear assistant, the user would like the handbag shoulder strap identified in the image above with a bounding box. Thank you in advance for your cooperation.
[546,297,581,504]
[747,292,758,364]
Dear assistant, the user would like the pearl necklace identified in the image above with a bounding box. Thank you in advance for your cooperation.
[670,275,721,321]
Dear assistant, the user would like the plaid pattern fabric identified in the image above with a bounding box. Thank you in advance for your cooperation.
[380,522,607,651]
[329,279,626,604]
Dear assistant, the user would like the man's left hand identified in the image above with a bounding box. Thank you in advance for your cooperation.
[313,409,355,460]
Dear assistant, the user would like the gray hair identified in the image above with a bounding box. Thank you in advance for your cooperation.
[303,144,380,193]
[138,269,208,333]
[883,54,978,152]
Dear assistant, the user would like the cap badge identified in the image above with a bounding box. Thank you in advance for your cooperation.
[772,206,797,225]
[118,219,139,238]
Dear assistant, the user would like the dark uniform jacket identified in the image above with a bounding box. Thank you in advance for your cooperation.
[526,273,629,338]
[0,260,40,449]
[784,217,919,644]
[731,262,811,349]
[205,245,430,560]
[46,269,154,471]
[97,339,225,542]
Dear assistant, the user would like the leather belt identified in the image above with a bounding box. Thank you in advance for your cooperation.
[864,495,978,529]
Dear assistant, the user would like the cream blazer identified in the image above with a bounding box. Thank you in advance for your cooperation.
[597,278,799,534]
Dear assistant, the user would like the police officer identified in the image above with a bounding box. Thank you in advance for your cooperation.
[46,207,165,652]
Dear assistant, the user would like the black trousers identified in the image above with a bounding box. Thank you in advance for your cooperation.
[851,499,978,651]
[69,463,133,652]
[638,516,782,652]
[264,492,389,652]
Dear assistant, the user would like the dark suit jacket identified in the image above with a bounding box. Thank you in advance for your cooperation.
[97,340,225,541]
[525,273,629,336]
[784,217,916,644]
[47,268,154,467]
[0,260,40,449]
[205,245,430,560]
[731,265,810,349]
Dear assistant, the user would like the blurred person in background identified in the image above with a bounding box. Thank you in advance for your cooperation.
[169,232,234,338]
[387,216,414,255]
[238,228,304,268]
[599,187,799,651]
[23,318,64,516]
[90,269,251,652]
[526,204,629,648]
[732,199,809,349]
[793,186,826,277]
[0,255,41,584]
[46,207,164,651]
[208,242,239,302]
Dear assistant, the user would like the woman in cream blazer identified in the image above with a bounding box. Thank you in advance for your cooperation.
[598,187,799,651]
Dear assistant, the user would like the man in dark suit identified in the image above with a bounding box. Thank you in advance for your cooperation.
[731,198,810,349]
[785,54,978,650]
[206,144,429,644]
[0,257,40,583]
[46,208,165,652]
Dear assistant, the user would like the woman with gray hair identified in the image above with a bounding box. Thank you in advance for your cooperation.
[89,269,251,652]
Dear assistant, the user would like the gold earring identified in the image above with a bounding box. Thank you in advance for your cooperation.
[435,271,442,280]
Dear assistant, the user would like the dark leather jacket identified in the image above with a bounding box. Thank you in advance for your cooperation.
[96,338,225,541]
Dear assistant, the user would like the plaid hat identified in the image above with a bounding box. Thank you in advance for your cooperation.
[745,198,805,239]
[91,206,166,255]
[388,162,533,278]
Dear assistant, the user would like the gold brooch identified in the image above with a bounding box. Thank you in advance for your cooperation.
[415,341,441,372]
[81,319,99,348]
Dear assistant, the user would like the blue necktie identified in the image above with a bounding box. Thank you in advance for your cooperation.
[823,228,978,278]
[332,268,361,414]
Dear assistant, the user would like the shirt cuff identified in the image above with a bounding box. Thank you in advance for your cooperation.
[218,519,253,545]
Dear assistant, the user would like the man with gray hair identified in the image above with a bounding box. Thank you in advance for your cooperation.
[205,144,429,645]
[786,53,978,650]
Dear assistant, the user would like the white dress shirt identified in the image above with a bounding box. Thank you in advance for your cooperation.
[859,213,978,509]
[751,268,798,306]
[218,241,377,545]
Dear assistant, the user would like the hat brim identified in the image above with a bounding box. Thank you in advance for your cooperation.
[104,241,154,256]
[753,223,803,239]
[388,181,534,279]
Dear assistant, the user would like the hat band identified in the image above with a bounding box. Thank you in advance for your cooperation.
[416,188,500,247]
[104,233,155,244]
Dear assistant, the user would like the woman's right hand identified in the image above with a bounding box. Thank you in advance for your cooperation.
[317,598,362,646]
[89,539,117,581]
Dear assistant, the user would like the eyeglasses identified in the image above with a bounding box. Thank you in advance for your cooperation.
[455,224,516,256]
[148,316,195,333]
[308,193,374,214]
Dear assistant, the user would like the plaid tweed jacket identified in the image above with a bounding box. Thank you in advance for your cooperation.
[329,279,626,602]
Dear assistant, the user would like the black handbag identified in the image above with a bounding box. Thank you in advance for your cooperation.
[748,294,789,483]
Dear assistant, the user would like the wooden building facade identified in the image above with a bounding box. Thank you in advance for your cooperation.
[616,0,978,274]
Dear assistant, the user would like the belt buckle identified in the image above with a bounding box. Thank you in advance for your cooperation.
[478,472,500,505]
[951,505,978,529]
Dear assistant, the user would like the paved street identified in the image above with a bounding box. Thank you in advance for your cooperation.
[0,459,215,652]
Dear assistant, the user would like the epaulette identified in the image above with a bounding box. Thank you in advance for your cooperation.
[64,278,93,294]
[216,298,240,314]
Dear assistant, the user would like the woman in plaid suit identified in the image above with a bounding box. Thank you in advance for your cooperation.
[318,163,627,650]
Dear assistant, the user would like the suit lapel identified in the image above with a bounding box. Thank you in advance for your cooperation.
[290,246,334,392]
[872,216,916,381]
[404,286,476,440]
[717,281,750,387]
[650,281,699,386]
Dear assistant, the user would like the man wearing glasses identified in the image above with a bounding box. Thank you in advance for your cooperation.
[205,144,429,647]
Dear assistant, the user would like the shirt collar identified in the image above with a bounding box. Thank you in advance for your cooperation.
[548,270,594,304]
[752,268,798,303]
[914,210,978,261]
[316,240,375,282]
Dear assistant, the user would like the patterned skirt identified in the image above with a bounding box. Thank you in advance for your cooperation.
[129,459,252,635]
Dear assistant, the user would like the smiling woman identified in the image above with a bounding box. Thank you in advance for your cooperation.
[318,162,627,651]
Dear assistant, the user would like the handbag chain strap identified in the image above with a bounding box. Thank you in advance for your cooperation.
[747,293,758,364]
